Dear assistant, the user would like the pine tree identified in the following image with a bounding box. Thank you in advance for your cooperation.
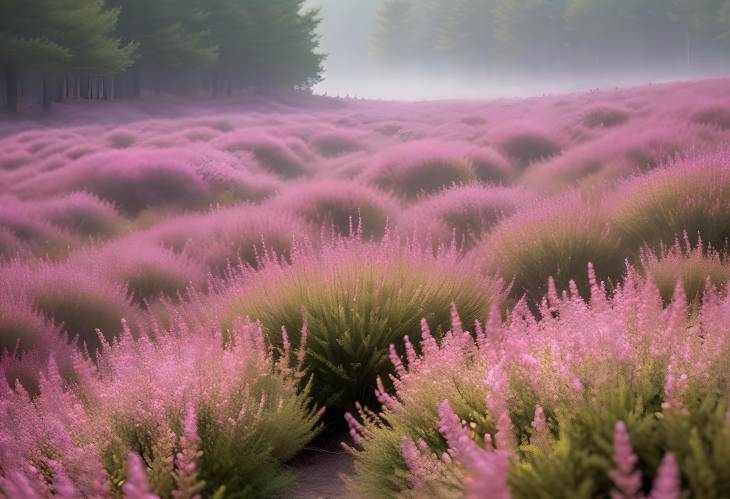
[371,0,414,67]
[0,0,134,111]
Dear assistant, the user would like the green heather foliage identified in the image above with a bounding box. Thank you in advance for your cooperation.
[226,238,501,411]
[0,319,321,498]
[480,195,624,305]
[612,150,730,253]
[641,238,730,305]
[348,272,730,498]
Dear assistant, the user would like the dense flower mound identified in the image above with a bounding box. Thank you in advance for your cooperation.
[468,147,515,185]
[0,262,138,354]
[492,124,562,168]
[271,180,398,239]
[522,121,712,194]
[11,147,278,216]
[640,237,730,305]
[29,192,126,239]
[0,319,321,498]
[0,206,76,259]
[579,104,631,129]
[143,205,309,274]
[214,131,311,179]
[309,130,366,157]
[79,243,208,306]
[348,273,730,498]
[104,129,138,149]
[478,194,624,304]
[400,185,525,250]
[362,141,478,201]
[612,148,730,252]
[691,105,730,130]
[223,236,503,411]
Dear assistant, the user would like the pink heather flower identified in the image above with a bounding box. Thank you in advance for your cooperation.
[650,453,681,499]
[400,438,426,488]
[495,412,514,453]
[123,453,159,499]
[609,421,642,499]
[172,405,203,499]
[344,412,365,446]
[531,405,548,435]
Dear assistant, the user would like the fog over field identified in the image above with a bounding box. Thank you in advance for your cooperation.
[308,0,730,99]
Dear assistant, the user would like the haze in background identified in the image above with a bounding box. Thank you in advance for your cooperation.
[307,0,730,101]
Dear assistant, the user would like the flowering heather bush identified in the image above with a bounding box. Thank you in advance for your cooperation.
[0,206,75,259]
[479,195,624,304]
[1,262,138,354]
[1,152,34,171]
[88,243,207,305]
[349,273,730,498]
[612,149,730,252]
[144,205,307,275]
[691,106,730,130]
[215,131,310,179]
[104,129,138,149]
[225,237,502,411]
[468,147,515,185]
[400,186,524,250]
[580,104,631,129]
[492,125,562,168]
[0,319,321,498]
[0,227,27,260]
[309,131,366,157]
[13,149,211,215]
[31,192,126,239]
[640,238,730,305]
[363,141,477,201]
[271,180,398,239]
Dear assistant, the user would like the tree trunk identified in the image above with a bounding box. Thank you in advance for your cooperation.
[42,77,53,110]
[80,76,90,99]
[5,63,18,113]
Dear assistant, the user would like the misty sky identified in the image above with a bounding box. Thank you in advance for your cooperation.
[306,1,730,101]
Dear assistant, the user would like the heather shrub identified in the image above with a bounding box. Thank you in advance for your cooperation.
[216,132,309,179]
[272,180,398,239]
[22,264,137,353]
[0,207,75,258]
[225,238,501,411]
[309,131,366,157]
[0,227,27,260]
[692,106,730,130]
[493,125,561,167]
[479,195,624,304]
[13,149,212,215]
[581,104,630,128]
[145,206,307,274]
[400,186,524,250]
[1,152,34,171]
[32,192,126,239]
[94,244,207,305]
[349,274,730,498]
[0,319,321,498]
[468,147,515,184]
[612,150,730,252]
[363,141,477,201]
[640,238,730,304]
[105,129,137,149]
[0,294,53,356]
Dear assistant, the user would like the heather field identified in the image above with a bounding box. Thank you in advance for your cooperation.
[3,78,730,498]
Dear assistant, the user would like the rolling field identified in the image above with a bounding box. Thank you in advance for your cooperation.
[2,79,730,497]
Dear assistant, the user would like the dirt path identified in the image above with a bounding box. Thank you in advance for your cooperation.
[285,431,357,499]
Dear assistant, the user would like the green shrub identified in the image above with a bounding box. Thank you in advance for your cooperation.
[225,241,500,411]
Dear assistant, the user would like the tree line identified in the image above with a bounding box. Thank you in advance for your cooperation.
[372,0,730,77]
[0,0,324,112]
